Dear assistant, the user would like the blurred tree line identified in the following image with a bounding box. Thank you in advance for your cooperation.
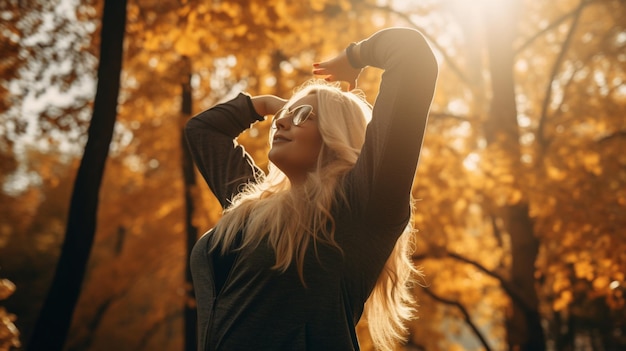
[0,0,624,350]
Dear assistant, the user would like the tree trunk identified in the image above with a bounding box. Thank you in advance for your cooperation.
[483,1,545,350]
[26,0,127,350]
[180,56,198,351]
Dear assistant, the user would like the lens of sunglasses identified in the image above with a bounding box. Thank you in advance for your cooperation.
[292,105,313,126]
[271,105,313,128]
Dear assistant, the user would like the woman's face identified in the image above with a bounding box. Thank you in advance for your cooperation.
[268,94,323,185]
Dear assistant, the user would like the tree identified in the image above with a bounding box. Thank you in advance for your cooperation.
[394,0,625,350]
[27,0,127,349]
[1,1,623,350]
[483,1,544,349]
[179,55,197,351]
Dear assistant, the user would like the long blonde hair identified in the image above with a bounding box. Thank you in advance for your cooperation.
[210,80,421,350]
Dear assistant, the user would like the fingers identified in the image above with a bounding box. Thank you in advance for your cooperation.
[313,65,334,82]
[312,61,356,88]
[312,64,330,76]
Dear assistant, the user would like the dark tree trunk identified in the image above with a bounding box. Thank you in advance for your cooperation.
[483,1,545,350]
[27,0,127,350]
[180,56,198,351]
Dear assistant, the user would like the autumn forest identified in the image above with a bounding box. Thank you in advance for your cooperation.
[0,0,624,350]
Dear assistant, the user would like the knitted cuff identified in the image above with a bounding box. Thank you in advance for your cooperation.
[345,42,362,69]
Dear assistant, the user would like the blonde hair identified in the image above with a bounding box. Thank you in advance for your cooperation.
[210,80,421,350]
[364,220,423,351]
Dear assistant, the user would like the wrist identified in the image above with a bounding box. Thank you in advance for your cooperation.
[250,96,268,116]
[251,95,286,116]
[345,42,363,69]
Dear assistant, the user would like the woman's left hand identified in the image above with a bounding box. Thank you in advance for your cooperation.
[313,49,362,90]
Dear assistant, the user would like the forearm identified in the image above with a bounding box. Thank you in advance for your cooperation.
[349,28,437,75]
[187,93,264,138]
[184,93,264,207]
[250,95,287,117]
[350,28,439,225]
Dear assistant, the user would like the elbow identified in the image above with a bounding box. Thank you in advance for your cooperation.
[387,29,439,81]
[407,31,438,75]
[422,50,439,86]
[184,118,193,138]
[184,116,201,140]
[409,35,438,86]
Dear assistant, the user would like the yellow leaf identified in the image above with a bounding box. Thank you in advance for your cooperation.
[574,260,595,280]
[233,24,248,37]
[0,279,16,300]
[583,152,602,175]
[553,290,572,311]
[310,0,325,11]
[174,36,200,56]
[593,276,610,290]
[547,165,566,180]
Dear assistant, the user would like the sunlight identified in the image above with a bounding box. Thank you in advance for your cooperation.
[517,113,532,128]
[447,98,469,115]
[617,84,626,98]
[2,167,41,196]
[463,152,481,171]
[448,0,490,13]
[441,0,515,19]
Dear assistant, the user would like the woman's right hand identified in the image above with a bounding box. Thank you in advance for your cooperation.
[251,95,287,116]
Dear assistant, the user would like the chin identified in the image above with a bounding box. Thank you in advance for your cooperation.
[268,149,278,165]
[268,151,285,171]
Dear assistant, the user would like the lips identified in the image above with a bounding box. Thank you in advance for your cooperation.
[273,133,291,143]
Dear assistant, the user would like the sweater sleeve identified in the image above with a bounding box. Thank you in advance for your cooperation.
[184,92,265,209]
[346,28,438,229]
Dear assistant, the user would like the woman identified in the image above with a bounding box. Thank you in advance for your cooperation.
[185,27,438,351]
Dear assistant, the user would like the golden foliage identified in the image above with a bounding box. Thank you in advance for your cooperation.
[0,0,624,350]
[0,277,20,350]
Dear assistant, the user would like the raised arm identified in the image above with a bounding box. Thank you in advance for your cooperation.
[184,93,266,209]
[316,28,438,227]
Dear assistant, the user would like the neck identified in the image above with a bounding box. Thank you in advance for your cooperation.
[288,175,306,188]
[283,168,309,188]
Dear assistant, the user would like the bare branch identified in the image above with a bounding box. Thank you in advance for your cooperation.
[420,286,492,351]
[428,112,473,122]
[138,310,182,351]
[535,52,588,158]
[597,130,626,144]
[515,4,583,55]
[490,213,504,249]
[365,3,472,87]
[413,251,536,316]
[65,290,130,351]
[537,0,587,149]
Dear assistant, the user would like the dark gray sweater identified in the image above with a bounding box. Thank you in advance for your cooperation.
[185,28,438,351]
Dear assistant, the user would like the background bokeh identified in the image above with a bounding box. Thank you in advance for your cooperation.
[1,0,624,350]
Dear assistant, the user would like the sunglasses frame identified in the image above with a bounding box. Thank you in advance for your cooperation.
[271,104,315,129]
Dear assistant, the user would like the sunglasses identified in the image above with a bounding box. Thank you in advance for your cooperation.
[271,105,315,129]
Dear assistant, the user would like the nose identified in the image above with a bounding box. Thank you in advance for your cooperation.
[274,116,291,130]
